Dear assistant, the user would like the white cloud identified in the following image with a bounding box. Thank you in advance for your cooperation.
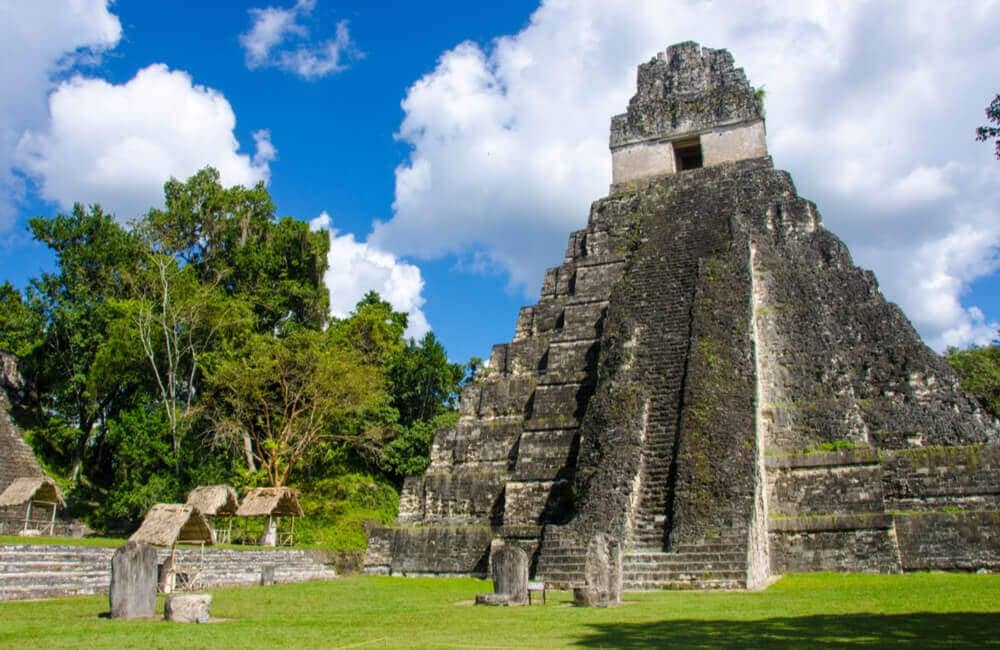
[0,0,121,230]
[15,64,274,222]
[310,212,430,340]
[372,0,1000,350]
[240,0,360,80]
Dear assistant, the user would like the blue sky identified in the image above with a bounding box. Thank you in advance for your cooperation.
[2,1,999,365]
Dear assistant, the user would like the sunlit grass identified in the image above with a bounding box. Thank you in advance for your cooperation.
[1,572,998,648]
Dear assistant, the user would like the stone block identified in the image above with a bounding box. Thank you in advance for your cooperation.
[164,593,212,623]
[260,563,275,586]
[579,533,622,607]
[363,525,394,574]
[109,541,157,619]
[476,544,528,606]
[895,512,1000,571]
[390,525,492,576]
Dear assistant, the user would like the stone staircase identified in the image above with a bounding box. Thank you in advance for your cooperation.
[534,527,586,590]
[0,546,113,600]
[623,536,747,590]
[0,544,337,601]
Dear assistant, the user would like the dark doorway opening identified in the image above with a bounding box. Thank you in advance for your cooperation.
[674,138,703,171]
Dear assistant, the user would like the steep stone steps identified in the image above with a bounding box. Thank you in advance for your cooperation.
[623,549,747,591]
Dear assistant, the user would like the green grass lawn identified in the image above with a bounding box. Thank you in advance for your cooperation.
[1,573,998,649]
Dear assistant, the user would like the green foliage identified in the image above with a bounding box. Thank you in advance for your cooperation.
[946,342,1000,419]
[102,406,182,524]
[23,205,146,486]
[207,327,382,487]
[142,167,330,332]
[330,291,407,365]
[976,94,1000,159]
[295,472,399,549]
[811,439,861,453]
[0,282,43,356]
[381,410,459,478]
[3,167,465,534]
[387,332,465,426]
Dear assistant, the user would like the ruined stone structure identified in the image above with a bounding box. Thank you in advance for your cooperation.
[365,42,1000,589]
[0,352,45,496]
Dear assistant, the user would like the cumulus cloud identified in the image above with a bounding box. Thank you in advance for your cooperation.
[15,64,274,222]
[372,0,1000,350]
[0,0,121,230]
[240,0,360,79]
[310,212,430,340]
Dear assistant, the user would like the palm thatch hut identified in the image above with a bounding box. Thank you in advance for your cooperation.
[131,503,214,547]
[131,504,214,593]
[235,487,303,546]
[185,485,239,543]
[0,477,64,535]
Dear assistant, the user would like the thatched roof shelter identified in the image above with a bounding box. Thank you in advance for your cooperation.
[236,487,303,518]
[185,485,239,516]
[130,504,214,547]
[0,477,64,509]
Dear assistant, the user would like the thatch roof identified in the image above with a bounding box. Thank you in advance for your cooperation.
[130,504,214,546]
[236,487,303,518]
[185,485,239,516]
[0,477,64,508]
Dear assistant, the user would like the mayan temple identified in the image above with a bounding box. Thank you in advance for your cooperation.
[365,42,1000,589]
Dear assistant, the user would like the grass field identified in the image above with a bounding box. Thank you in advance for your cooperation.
[0,573,998,649]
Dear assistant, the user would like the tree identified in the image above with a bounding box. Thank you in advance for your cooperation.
[330,291,407,366]
[946,340,1000,420]
[207,329,381,487]
[976,94,1000,159]
[114,254,251,467]
[0,282,43,357]
[25,205,145,484]
[142,167,330,332]
[387,332,465,427]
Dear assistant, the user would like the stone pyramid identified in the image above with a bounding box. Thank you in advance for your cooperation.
[365,42,1000,589]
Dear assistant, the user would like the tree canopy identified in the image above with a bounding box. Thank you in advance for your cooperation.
[946,338,1000,421]
[1,167,468,535]
[976,94,1000,159]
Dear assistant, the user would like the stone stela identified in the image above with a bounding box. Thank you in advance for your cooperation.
[364,41,1000,591]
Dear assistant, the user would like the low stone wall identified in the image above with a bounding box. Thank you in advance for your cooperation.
[364,525,492,577]
[895,512,1000,571]
[0,544,337,601]
[767,445,1000,575]
[768,515,900,574]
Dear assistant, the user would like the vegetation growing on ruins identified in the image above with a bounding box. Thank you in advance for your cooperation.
[0,168,467,545]
[946,340,1000,420]
[1,573,998,648]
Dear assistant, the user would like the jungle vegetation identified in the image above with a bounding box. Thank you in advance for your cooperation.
[0,167,467,545]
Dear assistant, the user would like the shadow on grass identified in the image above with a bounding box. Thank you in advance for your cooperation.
[578,613,1000,648]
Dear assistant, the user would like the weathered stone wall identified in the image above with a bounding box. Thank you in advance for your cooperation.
[369,169,635,576]
[610,42,763,149]
[611,140,676,185]
[701,121,767,167]
[766,445,1000,574]
[769,515,901,574]
[883,445,1000,511]
[611,121,767,185]
[749,194,993,453]
[895,511,1000,571]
